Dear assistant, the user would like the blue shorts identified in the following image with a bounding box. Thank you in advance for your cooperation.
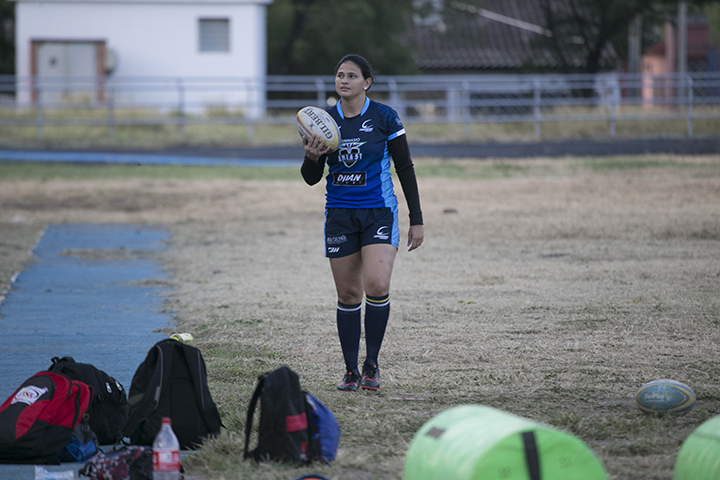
[324,207,399,258]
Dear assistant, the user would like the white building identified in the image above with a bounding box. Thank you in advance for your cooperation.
[12,0,272,116]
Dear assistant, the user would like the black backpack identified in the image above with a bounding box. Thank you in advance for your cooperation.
[244,366,340,464]
[122,339,222,449]
[48,356,128,445]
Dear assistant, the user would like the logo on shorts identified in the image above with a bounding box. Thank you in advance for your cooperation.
[327,235,347,245]
[374,226,390,240]
[12,386,49,405]
[327,247,340,254]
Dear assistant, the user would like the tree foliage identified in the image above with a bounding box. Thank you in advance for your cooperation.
[267,0,418,76]
[536,0,717,73]
[0,0,14,75]
[706,3,720,46]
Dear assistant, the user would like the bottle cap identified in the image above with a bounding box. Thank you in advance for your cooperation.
[162,417,171,424]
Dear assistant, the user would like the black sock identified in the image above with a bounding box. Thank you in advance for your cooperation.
[364,294,390,366]
[336,302,361,373]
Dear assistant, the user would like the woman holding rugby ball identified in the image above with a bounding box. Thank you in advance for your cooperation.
[301,54,424,392]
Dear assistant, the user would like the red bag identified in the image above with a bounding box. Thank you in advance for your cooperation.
[0,371,91,464]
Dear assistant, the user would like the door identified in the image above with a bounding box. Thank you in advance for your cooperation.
[31,40,106,104]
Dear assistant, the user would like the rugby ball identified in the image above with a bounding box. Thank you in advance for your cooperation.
[296,106,341,151]
[635,379,696,415]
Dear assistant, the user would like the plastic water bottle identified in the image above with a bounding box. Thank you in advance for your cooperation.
[153,417,180,480]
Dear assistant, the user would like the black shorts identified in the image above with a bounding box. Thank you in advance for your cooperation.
[324,207,399,258]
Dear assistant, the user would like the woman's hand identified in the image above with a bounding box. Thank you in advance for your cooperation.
[407,225,424,252]
[303,134,333,161]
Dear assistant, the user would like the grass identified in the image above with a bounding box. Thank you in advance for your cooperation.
[1,104,719,150]
[1,154,720,480]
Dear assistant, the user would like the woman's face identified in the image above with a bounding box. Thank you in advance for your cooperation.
[335,61,371,100]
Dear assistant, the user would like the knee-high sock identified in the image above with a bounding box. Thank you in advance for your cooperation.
[336,302,362,373]
[364,294,390,366]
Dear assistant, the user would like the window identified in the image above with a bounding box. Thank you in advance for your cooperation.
[199,18,230,53]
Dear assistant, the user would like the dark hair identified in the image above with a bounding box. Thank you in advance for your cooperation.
[335,54,375,84]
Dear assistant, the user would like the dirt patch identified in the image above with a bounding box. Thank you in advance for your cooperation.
[1,156,719,480]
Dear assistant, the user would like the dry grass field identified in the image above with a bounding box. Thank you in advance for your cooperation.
[1,154,719,480]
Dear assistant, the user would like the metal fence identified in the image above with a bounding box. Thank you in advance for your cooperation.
[1,72,719,141]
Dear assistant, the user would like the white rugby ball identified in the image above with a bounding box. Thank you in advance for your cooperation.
[296,106,341,151]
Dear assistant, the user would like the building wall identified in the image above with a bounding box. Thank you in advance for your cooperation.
[15,0,271,116]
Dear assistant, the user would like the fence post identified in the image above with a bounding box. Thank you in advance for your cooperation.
[533,79,541,139]
[176,78,185,141]
[687,75,693,138]
[247,78,255,141]
[463,81,471,138]
[36,86,44,141]
[315,78,325,106]
[389,79,404,118]
[609,78,619,138]
[107,86,115,139]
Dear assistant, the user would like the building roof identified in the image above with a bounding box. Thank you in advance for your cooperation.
[407,0,615,73]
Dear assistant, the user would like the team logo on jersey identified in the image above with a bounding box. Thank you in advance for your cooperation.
[338,140,365,167]
[359,120,374,133]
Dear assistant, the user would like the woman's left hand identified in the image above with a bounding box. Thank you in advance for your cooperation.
[407,225,424,252]
[303,134,333,161]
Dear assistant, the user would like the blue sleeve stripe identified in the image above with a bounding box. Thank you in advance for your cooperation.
[387,129,406,141]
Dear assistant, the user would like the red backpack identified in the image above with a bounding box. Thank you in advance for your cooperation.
[0,371,92,464]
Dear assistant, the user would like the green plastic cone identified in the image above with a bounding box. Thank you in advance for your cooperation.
[674,415,720,480]
[404,405,608,480]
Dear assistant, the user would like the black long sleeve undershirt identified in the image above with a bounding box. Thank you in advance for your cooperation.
[388,135,423,226]
[301,154,326,186]
[300,134,423,226]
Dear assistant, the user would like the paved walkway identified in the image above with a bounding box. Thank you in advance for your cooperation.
[0,223,172,479]
[1,136,719,167]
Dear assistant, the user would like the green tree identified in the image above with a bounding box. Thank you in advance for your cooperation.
[267,0,418,76]
[536,0,716,73]
[0,0,14,75]
[706,3,720,45]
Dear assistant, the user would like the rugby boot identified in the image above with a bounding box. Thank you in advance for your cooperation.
[337,370,361,392]
[360,362,380,391]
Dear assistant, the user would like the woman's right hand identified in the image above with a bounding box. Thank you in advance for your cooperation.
[303,134,333,161]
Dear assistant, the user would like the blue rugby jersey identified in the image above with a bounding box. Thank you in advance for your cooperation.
[323,98,405,209]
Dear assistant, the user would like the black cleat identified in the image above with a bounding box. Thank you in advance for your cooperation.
[337,370,360,392]
[360,362,379,391]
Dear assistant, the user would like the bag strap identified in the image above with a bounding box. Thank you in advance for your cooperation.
[243,374,265,460]
[122,344,164,438]
[522,431,541,480]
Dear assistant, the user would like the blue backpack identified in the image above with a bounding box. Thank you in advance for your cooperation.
[305,393,340,463]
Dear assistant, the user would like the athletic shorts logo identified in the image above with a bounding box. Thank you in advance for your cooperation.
[333,172,367,186]
[327,247,340,253]
[374,226,390,240]
[327,235,348,245]
[12,386,49,405]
